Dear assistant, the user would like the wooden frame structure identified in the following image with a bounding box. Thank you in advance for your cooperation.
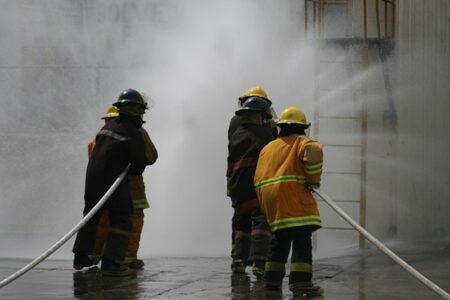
[304,0,396,249]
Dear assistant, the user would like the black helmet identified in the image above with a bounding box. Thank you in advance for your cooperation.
[113,89,148,109]
[236,97,272,117]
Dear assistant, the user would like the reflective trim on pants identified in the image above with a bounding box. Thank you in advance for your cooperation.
[291,262,312,273]
[233,208,270,262]
[263,226,314,288]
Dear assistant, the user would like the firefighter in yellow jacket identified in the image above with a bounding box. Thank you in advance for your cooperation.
[90,103,158,269]
[254,106,324,296]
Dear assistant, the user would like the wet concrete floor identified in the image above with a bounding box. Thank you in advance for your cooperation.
[0,248,449,299]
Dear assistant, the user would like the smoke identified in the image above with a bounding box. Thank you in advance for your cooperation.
[2,0,447,261]
[0,0,314,258]
[130,0,315,257]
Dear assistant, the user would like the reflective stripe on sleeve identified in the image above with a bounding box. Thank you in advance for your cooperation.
[305,162,323,175]
[255,175,306,190]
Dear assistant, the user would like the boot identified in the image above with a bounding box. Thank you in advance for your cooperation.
[124,259,145,269]
[252,260,265,279]
[73,254,94,270]
[101,258,135,277]
[231,260,247,274]
[291,281,324,297]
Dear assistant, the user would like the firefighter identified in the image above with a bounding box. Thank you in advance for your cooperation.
[227,86,277,265]
[228,86,275,139]
[254,106,324,296]
[227,96,275,278]
[91,105,158,269]
[72,88,149,276]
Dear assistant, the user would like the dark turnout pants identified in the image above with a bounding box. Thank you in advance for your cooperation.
[72,207,132,265]
[233,207,271,264]
[231,213,237,258]
[264,226,315,290]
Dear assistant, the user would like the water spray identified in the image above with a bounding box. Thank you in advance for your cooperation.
[0,164,130,289]
[313,188,450,300]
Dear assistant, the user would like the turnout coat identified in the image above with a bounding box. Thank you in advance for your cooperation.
[84,116,147,214]
[254,134,323,232]
[227,119,274,214]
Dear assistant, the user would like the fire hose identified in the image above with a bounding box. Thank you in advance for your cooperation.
[313,188,450,300]
[0,164,130,288]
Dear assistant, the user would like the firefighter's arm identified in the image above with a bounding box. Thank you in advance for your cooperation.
[128,131,148,175]
[87,139,96,158]
[303,141,323,187]
[139,128,158,165]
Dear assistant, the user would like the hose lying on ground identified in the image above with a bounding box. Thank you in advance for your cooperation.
[0,164,130,289]
[313,188,450,300]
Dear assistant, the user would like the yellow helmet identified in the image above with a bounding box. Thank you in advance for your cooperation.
[239,86,272,105]
[101,105,119,119]
[277,106,309,126]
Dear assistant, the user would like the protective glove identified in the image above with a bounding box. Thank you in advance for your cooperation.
[306,183,320,192]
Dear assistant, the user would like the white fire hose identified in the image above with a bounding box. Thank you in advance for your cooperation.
[0,164,130,288]
[313,188,450,300]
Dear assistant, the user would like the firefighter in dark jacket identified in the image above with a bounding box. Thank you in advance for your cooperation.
[90,105,158,270]
[228,86,275,139]
[227,96,275,277]
[227,86,277,264]
[72,88,148,276]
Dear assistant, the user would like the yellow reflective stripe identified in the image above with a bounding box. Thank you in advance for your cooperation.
[123,256,137,263]
[265,261,285,272]
[133,198,149,209]
[305,163,323,175]
[270,216,321,232]
[290,262,312,273]
[255,175,306,189]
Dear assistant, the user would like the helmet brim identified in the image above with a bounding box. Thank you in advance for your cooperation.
[113,100,148,109]
[277,120,311,126]
[238,96,272,106]
[236,107,272,117]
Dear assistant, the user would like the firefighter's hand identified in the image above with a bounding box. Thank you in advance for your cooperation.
[306,183,320,192]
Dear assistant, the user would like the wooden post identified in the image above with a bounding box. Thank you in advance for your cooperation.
[392,0,396,39]
[313,1,317,37]
[384,0,388,37]
[359,44,369,249]
[305,0,308,38]
[345,0,349,37]
[363,0,368,39]
[319,0,324,38]
[376,0,381,38]
[313,42,321,138]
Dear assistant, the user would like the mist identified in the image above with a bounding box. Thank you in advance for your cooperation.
[1,1,449,260]
[0,0,316,259]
